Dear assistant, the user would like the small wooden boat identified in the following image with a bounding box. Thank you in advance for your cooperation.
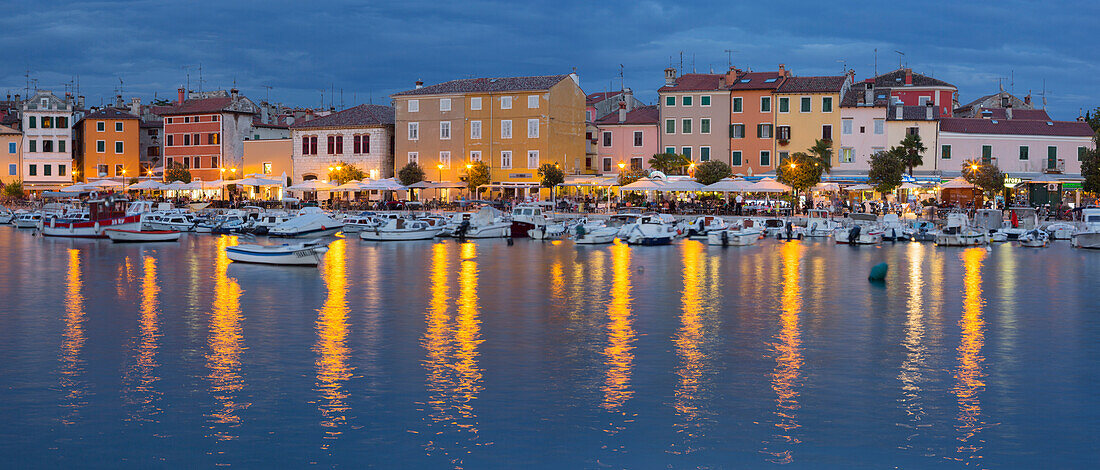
[105,229,182,243]
[225,239,329,265]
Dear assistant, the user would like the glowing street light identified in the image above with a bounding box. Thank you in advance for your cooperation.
[617,161,626,170]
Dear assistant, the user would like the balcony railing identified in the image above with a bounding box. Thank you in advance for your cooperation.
[1043,159,1066,174]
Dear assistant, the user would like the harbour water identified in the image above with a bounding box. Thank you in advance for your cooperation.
[0,227,1097,468]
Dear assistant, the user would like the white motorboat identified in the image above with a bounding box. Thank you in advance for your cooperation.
[0,207,13,224]
[681,215,729,238]
[880,214,911,242]
[1071,207,1100,249]
[834,213,884,245]
[359,218,440,241]
[339,213,376,233]
[619,214,676,245]
[12,211,42,228]
[225,239,329,265]
[935,212,988,246]
[246,212,293,235]
[269,207,344,238]
[707,225,764,246]
[105,229,182,243]
[1045,222,1076,240]
[990,207,1039,242]
[1017,229,1048,248]
[572,221,619,245]
[42,199,144,238]
[803,209,843,238]
[197,214,247,234]
[143,211,197,232]
[449,207,511,239]
[511,203,555,238]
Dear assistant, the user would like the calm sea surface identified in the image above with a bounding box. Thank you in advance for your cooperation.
[0,226,1097,468]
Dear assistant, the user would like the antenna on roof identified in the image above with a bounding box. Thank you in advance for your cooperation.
[836,58,847,74]
[679,51,683,75]
[262,85,273,103]
[692,53,696,73]
[1038,79,1050,110]
[619,64,624,91]
[724,49,738,69]
[873,48,877,77]
[894,50,905,68]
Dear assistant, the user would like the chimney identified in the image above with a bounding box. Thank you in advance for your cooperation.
[1006,103,1013,120]
[177,87,185,104]
[895,106,903,120]
[116,94,124,107]
[864,82,873,105]
[1024,94,1032,106]
[618,101,627,123]
[724,67,740,86]
[925,101,933,120]
[261,105,269,123]
[623,87,634,111]
[13,94,19,104]
[904,68,913,85]
[230,88,239,100]
[415,80,424,89]
[77,95,85,108]
[664,68,677,86]
[130,97,140,116]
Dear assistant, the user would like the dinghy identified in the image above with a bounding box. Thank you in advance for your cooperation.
[225,239,329,265]
[105,229,182,243]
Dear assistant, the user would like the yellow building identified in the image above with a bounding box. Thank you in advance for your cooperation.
[885,104,940,173]
[774,75,851,167]
[393,74,584,199]
[0,125,21,185]
[243,138,293,182]
[75,108,140,182]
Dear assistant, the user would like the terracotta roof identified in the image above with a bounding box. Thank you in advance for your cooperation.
[594,105,660,125]
[82,107,138,120]
[586,91,622,105]
[872,68,955,89]
[776,76,847,93]
[158,96,256,116]
[727,71,785,90]
[393,74,570,97]
[886,105,939,121]
[0,124,20,135]
[253,121,289,129]
[290,104,395,128]
[841,86,892,107]
[658,73,726,92]
[140,118,162,128]
[973,108,1051,121]
[939,117,1094,137]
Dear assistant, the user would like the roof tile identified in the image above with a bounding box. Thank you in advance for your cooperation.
[393,75,570,97]
[290,104,395,128]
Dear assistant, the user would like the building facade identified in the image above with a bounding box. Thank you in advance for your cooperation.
[774,75,851,168]
[160,88,258,182]
[289,104,395,183]
[884,104,940,174]
[21,91,75,191]
[657,69,731,166]
[0,125,20,185]
[74,108,140,182]
[727,67,787,175]
[243,138,293,183]
[938,117,1094,176]
[594,105,659,172]
[871,68,956,117]
[837,82,889,174]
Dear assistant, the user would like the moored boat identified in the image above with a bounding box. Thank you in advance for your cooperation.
[1070,207,1100,249]
[225,239,329,265]
[359,218,440,241]
[269,207,344,238]
[105,229,182,243]
[42,198,143,238]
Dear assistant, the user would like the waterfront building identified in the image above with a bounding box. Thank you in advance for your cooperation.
[870,68,956,117]
[21,90,75,191]
[727,66,788,175]
[594,104,659,173]
[243,138,293,183]
[159,88,259,182]
[0,124,21,185]
[393,74,584,198]
[289,104,395,183]
[774,74,851,167]
[586,89,645,122]
[885,103,940,175]
[836,81,889,175]
[954,90,1035,118]
[658,69,731,166]
[74,107,140,182]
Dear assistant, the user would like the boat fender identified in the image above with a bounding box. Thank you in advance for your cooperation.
[721,230,729,246]
[868,262,888,282]
[50,218,56,228]
[94,221,100,233]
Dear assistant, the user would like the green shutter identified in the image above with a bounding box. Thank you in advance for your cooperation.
[801,97,811,112]
[666,119,675,134]
[729,124,736,138]
[731,151,742,166]
[761,97,771,112]
[700,147,710,161]
[822,97,832,112]
[779,97,789,113]
[701,95,711,106]
[982,145,992,163]
[760,151,770,166]
[1079,147,1087,161]
[701,119,710,134]
[1019,146,1028,160]
[733,97,742,112]
[665,96,675,106]
[941,145,950,159]
[682,96,692,106]
[1048,146,1057,169]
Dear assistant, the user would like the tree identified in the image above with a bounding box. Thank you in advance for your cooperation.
[961,158,1006,196]
[1086,107,1100,132]
[1082,145,1100,194]
[164,163,192,183]
[328,162,366,185]
[465,161,490,196]
[776,152,826,193]
[647,152,692,175]
[898,133,927,175]
[867,148,906,195]
[397,162,425,186]
[693,160,731,185]
[618,167,648,186]
[807,138,834,175]
[1,180,24,199]
[536,163,565,200]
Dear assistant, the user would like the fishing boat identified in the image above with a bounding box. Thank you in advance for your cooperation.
[0,207,12,224]
[510,203,554,238]
[572,220,620,245]
[908,220,937,242]
[990,207,1038,242]
[269,207,343,238]
[41,198,143,238]
[142,211,197,232]
[1071,207,1100,249]
[680,215,729,238]
[880,214,912,242]
[105,229,182,243]
[359,218,440,241]
[12,211,42,228]
[339,213,377,233]
[225,239,329,265]
[935,212,988,246]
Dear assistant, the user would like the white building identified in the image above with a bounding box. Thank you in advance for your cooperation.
[289,104,395,182]
[22,91,75,191]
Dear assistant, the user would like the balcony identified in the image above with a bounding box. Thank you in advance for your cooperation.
[1043,159,1066,174]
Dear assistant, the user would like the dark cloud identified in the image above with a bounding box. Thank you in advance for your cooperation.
[1,0,1095,118]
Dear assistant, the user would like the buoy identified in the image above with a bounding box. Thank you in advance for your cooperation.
[868,262,888,281]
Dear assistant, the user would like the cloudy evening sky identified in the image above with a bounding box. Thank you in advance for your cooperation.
[2,0,1096,119]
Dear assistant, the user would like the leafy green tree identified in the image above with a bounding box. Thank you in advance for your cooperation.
[397,162,425,186]
[465,161,491,196]
[1082,145,1100,194]
[328,162,366,185]
[647,152,692,175]
[808,138,834,174]
[898,133,927,176]
[867,148,906,194]
[1085,107,1100,132]
[961,158,1006,196]
[536,163,565,200]
[618,167,648,186]
[776,151,826,205]
[693,160,732,185]
[1,180,25,199]
[165,163,192,183]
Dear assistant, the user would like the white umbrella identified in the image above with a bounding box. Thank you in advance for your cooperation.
[898,182,921,190]
[229,176,283,187]
[406,180,436,189]
[620,177,667,191]
[162,180,189,191]
[704,177,755,192]
[361,178,407,191]
[813,182,841,192]
[88,179,124,188]
[287,180,336,191]
[332,180,364,192]
[61,183,98,192]
[126,180,164,190]
[182,181,204,190]
[846,184,875,191]
[750,177,792,193]
[939,177,975,189]
[658,179,705,192]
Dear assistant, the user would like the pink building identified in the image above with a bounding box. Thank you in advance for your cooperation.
[937,117,1094,176]
[594,105,659,173]
[869,68,956,117]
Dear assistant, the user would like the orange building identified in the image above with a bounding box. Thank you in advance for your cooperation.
[74,108,140,182]
[726,67,788,176]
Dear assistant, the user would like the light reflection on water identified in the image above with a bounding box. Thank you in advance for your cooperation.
[670,240,721,455]
[314,238,351,445]
[59,248,87,425]
[206,235,247,441]
[602,241,635,413]
[762,241,805,464]
[122,255,162,423]
[953,247,989,464]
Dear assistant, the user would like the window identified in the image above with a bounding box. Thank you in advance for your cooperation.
[1019,146,1029,160]
[528,95,539,108]
[860,126,866,134]
[469,97,482,110]
[166,117,173,124]
[43,140,53,153]
[906,127,919,136]
[327,135,335,154]
[353,135,362,154]
[665,147,675,155]
[822,97,833,113]
[527,150,539,168]
[58,165,66,176]
[665,96,675,106]
[730,124,745,139]
[310,136,318,155]
[261,162,272,174]
[681,118,691,134]
[29,140,36,153]
[192,133,200,145]
[440,98,451,112]
[527,118,539,138]
[95,121,104,131]
[760,151,771,166]
[1080,146,1088,161]
[701,95,711,106]
[209,133,219,145]
[440,151,451,169]
[408,122,419,140]
[800,97,811,113]
[43,165,51,176]
[602,158,612,172]
[776,126,790,141]
[115,141,123,154]
[681,147,692,159]
[94,140,105,153]
[1047,146,1057,167]
[211,156,218,168]
[731,151,742,166]
[779,97,790,113]
[874,119,884,134]
[757,124,773,139]
[701,118,711,134]
[408,152,418,164]
[114,164,124,176]
[7,142,14,153]
[941,145,951,159]
[58,116,67,128]
[779,151,789,163]
[501,150,512,169]
[982,145,992,163]
[585,110,592,121]
[761,96,771,112]
[633,131,643,147]
[470,120,482,139]
[700,147,710,162]
[8,163,15,175]
[115,122,123,132]
[28,116,36,128]
[183,134,191,146]
[682,96,692,106]
[408,99,419,112]
[501,120,512,139]
[301,137,310,155]
[602,131,612,147]
[732,97,743,113]
[840,147,853,163]
[842,119,853,135]
[665,119,675,134]
[440,121,451,140]
[822,125,832,141]
[42,116,52,128]
[501,96,512,109]
[918,96,931,106]
[28,164,36,176]
[631,157,643,170]
[470,150,482,162]
[335,135,343,154]
[167,135,175,146]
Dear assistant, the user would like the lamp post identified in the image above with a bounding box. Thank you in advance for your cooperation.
[616,161,626,211]
[437,163,445,202]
